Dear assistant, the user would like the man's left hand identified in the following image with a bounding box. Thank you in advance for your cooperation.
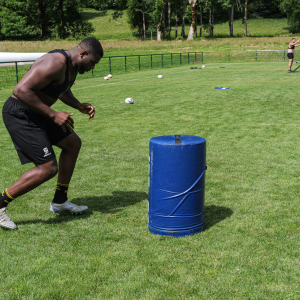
[78,103,95,120]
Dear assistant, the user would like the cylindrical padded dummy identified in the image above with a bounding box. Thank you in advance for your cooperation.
[148,135,206,237]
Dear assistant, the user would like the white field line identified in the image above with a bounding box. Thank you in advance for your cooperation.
[0,69,196,102]
[0,69,197,102]
[71,69,197,91]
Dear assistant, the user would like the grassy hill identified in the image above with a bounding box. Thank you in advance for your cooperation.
[81,8,290,40]
[81,8,133,40]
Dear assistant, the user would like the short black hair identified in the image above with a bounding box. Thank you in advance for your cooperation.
[79,37,103,58]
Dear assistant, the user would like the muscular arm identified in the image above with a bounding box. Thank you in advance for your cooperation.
[59,90,95,119]
[13,55,75,132]
[59,90,81,110]
[13,56,65,119]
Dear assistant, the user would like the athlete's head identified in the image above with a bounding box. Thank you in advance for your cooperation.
[292,38,296,42]
[76,37,103,74]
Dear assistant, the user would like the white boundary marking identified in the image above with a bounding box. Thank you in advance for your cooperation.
[72,69,196,91]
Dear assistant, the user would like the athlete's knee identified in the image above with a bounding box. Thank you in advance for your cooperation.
[58,133,82,153]
[73,134,82,151]
[37,160,58,180]
[67,134,81,153]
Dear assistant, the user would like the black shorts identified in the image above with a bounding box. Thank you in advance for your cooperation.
[287,53,294,59]
[2,97,72,165]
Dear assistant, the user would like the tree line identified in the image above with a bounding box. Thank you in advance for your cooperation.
[110,0,285,40]
[0,0,93,40]
[0,0,299,41]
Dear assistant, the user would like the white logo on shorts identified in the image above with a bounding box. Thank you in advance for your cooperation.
[43,147,51,157]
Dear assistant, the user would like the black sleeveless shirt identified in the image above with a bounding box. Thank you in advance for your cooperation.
[30,49,78,99]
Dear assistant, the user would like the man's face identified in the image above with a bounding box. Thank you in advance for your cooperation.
[78,52,101,74]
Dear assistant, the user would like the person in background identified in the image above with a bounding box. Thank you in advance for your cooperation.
[287,38,300,73]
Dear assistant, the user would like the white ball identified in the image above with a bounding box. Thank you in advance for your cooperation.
[104,76,109,80]
[125,98,134,104]
[108,74,112,78]
[202,65,205,68]
[158,75,163,79]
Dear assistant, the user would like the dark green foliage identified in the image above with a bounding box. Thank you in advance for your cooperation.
[85,0,127,15]
[0,0,41,39]
[281,0,300,33]
[127,0,154,39]
[248,0,285,19]
[0,0,94,40]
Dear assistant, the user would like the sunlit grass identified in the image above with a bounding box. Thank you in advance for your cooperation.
[1,62,300,299]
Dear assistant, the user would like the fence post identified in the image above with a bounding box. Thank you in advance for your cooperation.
[139,55,141,71]
[202,52,203,63]
[171,53,173,66]
[284,50,285,62]
[228,51,230,62]
[109,57,111,74]
[125,56,127,72]
[256,51,257,62]
[151,55,153,69]
[15,62,19,84]
[188,52,190,64]
[195,52,196,63]
[162,54,163,68]
[180,53,182,65]
[92,69,94,76]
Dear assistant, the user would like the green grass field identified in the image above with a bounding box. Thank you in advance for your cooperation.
[1,62,300,299]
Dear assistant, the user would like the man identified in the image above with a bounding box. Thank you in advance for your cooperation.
[287,38,300,73]
[0,37,103,230]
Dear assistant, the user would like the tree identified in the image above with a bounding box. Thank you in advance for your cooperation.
[181,0,187,38]
[249,0,284,18]
[218,0,236,37]
[174,0,178,37]
[0,0,94,40]
[209,7,213,37]
[0,0,41,39]
[199,5,203,37]
[281,0,300,33]
[168,1,171,39]
[244,0,248,36]
[127,0,153,40]
[38,0,46,37]
[154,0,165,41]
[59,0,65,39]
[187,0,197,40]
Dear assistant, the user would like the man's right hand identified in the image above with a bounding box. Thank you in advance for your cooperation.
[52,112,74,132]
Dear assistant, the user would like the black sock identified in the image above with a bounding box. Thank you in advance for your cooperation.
[0,189,14,209]
[53,183,69,204]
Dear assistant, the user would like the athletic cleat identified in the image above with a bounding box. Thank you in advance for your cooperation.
[288,70,293,73]
[0,207,17,230]
[50,200,88,215]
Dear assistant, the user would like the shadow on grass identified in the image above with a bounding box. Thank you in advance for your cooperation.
[16,191,147,226]
[204,205,233,230]
[72,191,148,214]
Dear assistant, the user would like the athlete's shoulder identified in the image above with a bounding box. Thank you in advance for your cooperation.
[42,51,67,67]
[32,51,67,75]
